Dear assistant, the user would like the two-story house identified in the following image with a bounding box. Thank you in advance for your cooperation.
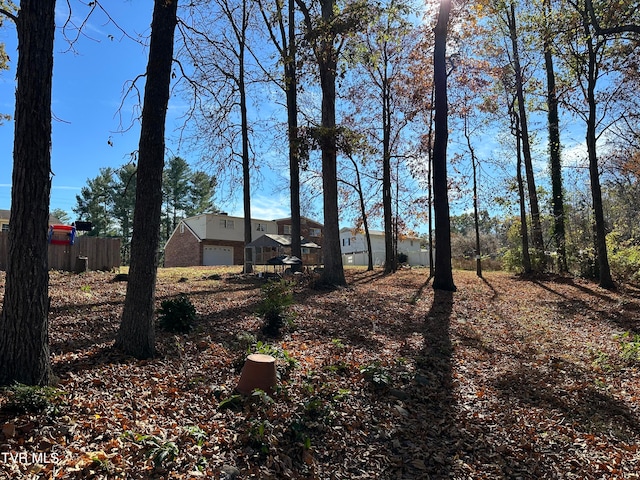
[164,213,279,267]
[163,213,325,268]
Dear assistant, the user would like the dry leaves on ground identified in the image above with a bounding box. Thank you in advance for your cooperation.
[0,267,639,479]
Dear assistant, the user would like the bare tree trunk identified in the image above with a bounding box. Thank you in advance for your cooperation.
[515,111,532,274]
[239,0,253,273]
[580,6,614,289]
[382,72,395,274]
[464,117,482,278]
[286,0,302,269]
[432,0,456,292]
[345,155,374,271]
[310,0,346,287]
[507,2,545,267]
[116,0,178,358]
[0,0,55,386]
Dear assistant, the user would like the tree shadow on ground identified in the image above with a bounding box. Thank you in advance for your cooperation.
[493,359,640,442]
[531,277,640,334]
[380,288,455,478]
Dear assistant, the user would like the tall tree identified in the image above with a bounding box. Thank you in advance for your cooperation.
[116,0,178,358]
[163,156,191,240]
[74,168,117,236]
[180,0,256,272]
[112,163,137,263]
[258,0,303,268]
[355,0,414,274]
[185,170,217,216]
[296,0,349,286]
[0,0,55,386]
[562,0,640,287]
[543,0,567,272]
[504,2,545,266]
[432,0,456,291]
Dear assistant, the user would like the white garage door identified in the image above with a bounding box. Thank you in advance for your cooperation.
[203,245,233,266]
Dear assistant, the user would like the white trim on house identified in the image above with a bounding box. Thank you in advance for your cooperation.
[165,218,202,246]
[339,227,428,266]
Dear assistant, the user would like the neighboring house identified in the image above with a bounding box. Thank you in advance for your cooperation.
[246,233,322,267]
[164,213,326,268]
[0,209,61,232]
[274,216,324,264]
[339,227,429,267]
[164,213,279,267]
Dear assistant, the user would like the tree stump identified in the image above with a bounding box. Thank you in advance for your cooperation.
[236,353,277,395]
[75,256,89,273]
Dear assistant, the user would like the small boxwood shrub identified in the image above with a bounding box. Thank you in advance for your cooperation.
[157,295,197,333]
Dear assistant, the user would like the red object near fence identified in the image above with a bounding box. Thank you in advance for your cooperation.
[48,224,76,246]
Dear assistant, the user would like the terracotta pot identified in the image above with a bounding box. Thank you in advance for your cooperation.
[236,353,277,395]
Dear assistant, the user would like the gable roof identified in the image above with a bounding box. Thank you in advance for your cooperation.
[274,216,323,226]
[246,233,321,249]
[164,219,202,246]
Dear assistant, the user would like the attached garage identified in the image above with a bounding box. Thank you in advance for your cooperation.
[203,245,234,266]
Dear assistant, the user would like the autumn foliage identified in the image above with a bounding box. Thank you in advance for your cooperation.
[1,267,639,478]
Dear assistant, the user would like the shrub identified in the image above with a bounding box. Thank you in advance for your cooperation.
[157,295,197,333]
[256,280,294,336]
[360,362,392,388]
[616,331,640,362]
[2,383,65,414]
[607,233,640,284]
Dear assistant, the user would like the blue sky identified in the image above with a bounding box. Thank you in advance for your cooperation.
[0,1,291,222]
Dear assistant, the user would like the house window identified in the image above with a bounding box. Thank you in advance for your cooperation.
[180,223,185,234]
[283,225,292,234]
[220,219,235,229]
[342,238,350,246]
[302,247,310,254]
[1,224,8,232]
[309,227,321,237]
[256,223,265,232]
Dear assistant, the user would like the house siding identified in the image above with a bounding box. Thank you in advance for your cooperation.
[276,217,324,265]
[339,228,425,266]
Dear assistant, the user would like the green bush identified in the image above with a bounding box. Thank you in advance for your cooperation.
[2,383,65,414]
[157,295,197,333]
[607,233,640,284]
[615,332,640,363]
[256,280,294,336]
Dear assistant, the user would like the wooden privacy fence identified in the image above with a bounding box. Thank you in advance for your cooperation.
[0,233,121,272]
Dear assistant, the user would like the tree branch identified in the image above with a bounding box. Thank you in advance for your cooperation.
[0,7,17,23]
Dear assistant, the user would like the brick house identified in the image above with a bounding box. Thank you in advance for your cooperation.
[164,213,325,268]
[163,213,279,267]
